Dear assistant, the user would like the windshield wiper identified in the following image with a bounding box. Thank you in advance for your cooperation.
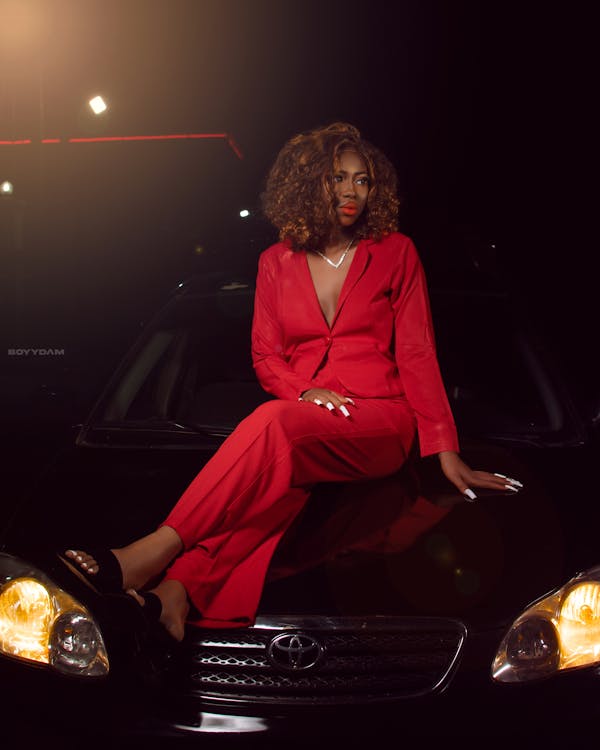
[96,418,204,432]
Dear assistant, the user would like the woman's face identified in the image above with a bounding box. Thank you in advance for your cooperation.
[330,149,370,228]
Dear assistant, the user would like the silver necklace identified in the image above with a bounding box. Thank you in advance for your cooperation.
[314,238,354,269]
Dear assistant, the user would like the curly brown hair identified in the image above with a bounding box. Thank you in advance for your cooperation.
[261,122,400,252]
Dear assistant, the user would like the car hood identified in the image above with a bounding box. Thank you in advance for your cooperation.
[1,430,570,634]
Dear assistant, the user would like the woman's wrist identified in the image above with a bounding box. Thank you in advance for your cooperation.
[437,450,459,462]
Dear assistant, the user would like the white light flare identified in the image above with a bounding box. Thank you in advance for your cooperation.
[89,96,108,115]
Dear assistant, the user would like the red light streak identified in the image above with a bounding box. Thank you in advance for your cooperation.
[227,135,243,160]
[0,133,243,158]
[68,133,227,142]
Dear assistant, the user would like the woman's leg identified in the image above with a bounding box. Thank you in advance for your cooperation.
[67,397,416,636]
[64,525,183,591]
[156,396,417,629]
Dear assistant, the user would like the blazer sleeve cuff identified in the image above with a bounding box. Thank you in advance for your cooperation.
[417,431,460,458]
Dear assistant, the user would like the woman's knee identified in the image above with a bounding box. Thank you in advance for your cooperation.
[248,399,300,425]
[242,399,313,440]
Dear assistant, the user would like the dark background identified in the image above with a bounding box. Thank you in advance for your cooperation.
[0,0,596,434]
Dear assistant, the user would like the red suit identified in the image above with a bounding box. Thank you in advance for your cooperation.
[162,232,458,628]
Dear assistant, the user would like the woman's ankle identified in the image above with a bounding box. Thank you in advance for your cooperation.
[113,528,183,590]
[152,579,190,641]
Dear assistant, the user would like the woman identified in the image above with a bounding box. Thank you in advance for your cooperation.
[60,122,522,641]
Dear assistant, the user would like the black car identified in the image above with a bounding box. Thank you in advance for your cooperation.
[1,265,599,744]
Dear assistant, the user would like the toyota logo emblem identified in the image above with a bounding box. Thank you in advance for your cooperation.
[267,632,324,672]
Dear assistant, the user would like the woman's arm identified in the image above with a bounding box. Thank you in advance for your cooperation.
[390,239,459,457]
[251,252,315,400]
[391,240,523,496]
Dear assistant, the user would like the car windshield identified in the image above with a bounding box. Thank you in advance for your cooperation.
[95,283,268,435]
[430,290,563,439]
[89,283,565,443]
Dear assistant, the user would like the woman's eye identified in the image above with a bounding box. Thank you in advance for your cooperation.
[331,174,368,185]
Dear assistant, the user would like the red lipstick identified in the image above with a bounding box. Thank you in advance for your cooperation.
[341,203,358,216]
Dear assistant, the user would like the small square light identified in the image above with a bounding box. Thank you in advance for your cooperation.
[89,96,107,115]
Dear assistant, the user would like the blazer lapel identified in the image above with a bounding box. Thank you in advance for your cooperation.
[296,249,330,331]
[330,239,372,330]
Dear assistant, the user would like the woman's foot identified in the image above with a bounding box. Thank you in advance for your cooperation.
[59,548,124,594]
[63,527,184,592]
[127,579,190,642]
[64,549,103,576]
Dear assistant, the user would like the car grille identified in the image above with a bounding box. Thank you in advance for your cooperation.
[182,615,467,706]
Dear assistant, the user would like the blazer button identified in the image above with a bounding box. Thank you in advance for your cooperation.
[325,336,331,344]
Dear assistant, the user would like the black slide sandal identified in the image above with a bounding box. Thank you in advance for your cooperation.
[57,548,124,595]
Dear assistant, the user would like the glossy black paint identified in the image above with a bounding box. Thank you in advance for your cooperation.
[1,272,598,743]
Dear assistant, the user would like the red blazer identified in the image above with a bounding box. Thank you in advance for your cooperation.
[251,232,459,457]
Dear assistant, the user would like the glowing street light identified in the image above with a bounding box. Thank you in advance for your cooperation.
[1,180,14,196]
[88,95,108,115]
[239,209,250,218]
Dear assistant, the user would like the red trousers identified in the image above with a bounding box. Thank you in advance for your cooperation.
[162,394,417,628]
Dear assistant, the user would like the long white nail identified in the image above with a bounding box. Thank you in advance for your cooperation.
[505,484,519,492]
[314,399,323,406]
[463,488,477,501]
[495,472,523,488]
[340,405,350,417]
[326,402,335,411]
[346,398,355,405]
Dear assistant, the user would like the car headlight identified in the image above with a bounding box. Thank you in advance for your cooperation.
[0,553,109,677]
[492,565,600,683]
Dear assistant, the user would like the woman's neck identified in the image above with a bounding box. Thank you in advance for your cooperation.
[320,229,355,257]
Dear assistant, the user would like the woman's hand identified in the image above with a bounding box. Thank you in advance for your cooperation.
[299,388,355,418]
[438,450,523,501]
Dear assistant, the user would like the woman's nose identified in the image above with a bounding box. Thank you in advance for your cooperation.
[341,178,356,196]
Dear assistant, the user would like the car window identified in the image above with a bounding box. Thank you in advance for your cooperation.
[430,291,561,437]
[96,286,270,433]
